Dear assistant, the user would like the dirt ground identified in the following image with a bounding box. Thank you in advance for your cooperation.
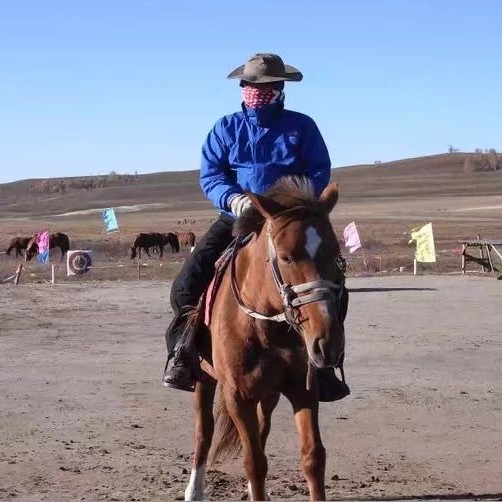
[1,275,501,501]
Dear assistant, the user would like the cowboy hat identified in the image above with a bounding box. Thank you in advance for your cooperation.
[227,53,303,83]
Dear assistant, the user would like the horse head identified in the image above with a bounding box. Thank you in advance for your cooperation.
[242,176,345,369]
[25,239,38,262]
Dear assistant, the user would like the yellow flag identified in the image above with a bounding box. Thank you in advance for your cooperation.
[409,223,436,263]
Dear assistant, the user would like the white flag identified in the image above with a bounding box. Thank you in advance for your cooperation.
[343,222,362,254]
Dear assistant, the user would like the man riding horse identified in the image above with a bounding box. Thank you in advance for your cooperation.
[163,53,350,402]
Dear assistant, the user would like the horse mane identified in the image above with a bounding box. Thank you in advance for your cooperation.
[234,176,321,236]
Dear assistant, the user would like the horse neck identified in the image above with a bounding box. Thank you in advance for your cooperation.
[235,232,283,316]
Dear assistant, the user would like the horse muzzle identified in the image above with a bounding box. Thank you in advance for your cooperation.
[310,334,344,369]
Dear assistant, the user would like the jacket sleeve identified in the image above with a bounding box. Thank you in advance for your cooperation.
[301,117,331,197]
[199,118,242,212]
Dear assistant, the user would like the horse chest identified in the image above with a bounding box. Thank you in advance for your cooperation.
[225,338,305,391]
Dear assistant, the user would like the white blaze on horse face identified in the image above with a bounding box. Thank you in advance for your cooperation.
[304,227,333,362]
[305,226,322,260]
[184,462,206,501]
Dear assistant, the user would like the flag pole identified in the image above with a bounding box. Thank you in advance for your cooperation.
[361,247,369,272]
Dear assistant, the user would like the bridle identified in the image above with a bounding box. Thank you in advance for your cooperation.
[230,212,345,329]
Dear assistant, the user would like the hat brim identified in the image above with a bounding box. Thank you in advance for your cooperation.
[226,63,303,83]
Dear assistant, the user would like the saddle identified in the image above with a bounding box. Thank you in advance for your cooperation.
[204,235,251,326]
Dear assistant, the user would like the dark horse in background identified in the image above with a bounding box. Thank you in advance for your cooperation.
[25,232,70,262]
[130,232,179,259]
[5,236,32,259]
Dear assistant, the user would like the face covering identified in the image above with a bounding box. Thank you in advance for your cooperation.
[242,85,285,109]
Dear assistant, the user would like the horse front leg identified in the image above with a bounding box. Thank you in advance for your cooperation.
[243,392,280,500]
[185,374,216,501]
[284,386,326,501]
[224,389,268,501]
[258,392,280,450]
[159,245,164,259]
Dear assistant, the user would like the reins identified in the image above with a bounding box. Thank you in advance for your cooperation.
[230,210,344,329]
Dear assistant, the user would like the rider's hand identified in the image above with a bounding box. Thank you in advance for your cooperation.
[229,194,253,217]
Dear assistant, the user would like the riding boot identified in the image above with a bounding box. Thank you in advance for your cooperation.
[162,344,200,392]
[162,307,201,392]
[317,367,350,402]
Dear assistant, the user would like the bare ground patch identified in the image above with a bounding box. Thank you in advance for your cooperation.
[1,276,501,500]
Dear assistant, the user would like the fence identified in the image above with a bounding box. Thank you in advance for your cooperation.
[1,257,184,285]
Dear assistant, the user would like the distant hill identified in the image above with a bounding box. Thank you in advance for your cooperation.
[1,153,501,217]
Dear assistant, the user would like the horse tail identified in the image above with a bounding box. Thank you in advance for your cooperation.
[189,232,196,248]
[207,387,241,467]
[62,234,70,254]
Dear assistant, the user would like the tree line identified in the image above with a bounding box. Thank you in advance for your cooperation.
[29,172,141,194]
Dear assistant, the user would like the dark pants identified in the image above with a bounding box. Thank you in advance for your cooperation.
[165,213,235,354]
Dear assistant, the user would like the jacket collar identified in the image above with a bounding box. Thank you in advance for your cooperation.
[241,101,283,126]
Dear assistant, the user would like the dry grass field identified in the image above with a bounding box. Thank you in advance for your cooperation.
[2,152,502,282]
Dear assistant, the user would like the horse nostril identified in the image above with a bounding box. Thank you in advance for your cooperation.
[312,338,322,357]
[317,338,328,360]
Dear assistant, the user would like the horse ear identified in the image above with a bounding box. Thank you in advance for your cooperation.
[247,193,287,219]
[319,183,339,213]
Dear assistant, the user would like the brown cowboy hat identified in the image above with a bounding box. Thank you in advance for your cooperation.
[227,53,303,83]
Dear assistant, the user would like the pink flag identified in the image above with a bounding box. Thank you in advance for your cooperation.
[343,222,362,254]
[36,231,50,263]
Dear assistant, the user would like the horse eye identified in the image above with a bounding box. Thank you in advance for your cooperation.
[280,255,292,264]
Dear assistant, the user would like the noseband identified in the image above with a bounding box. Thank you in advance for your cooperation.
[230,218,344,329]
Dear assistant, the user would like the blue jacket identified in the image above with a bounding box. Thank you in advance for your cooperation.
[200,102,331,215]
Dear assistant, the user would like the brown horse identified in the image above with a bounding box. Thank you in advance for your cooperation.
[5,236,32,259]
[184,177,346,501]
[175,231,196,250]
[25,232,70,262]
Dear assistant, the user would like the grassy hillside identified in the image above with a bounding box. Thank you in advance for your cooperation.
[331,153,502,198]
[1,153,501,217]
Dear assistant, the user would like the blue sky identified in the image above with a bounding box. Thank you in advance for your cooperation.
[1,0,501,183]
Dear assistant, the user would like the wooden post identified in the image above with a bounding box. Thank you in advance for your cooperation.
[413,259,418,276]
[14,264,23,285]
[486,244,496,276]
[51,264,55,284]
[476,234,485,273]
[461,243,466,274]
[361,249,369,272]
[478,243,486,272]
[137,261,141,280]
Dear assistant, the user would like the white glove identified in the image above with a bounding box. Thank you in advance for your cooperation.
[229,194,253,217]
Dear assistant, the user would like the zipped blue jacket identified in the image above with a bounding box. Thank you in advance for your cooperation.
[200,102,331,216]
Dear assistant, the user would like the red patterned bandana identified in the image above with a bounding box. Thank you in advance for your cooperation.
[242,86,277,109]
